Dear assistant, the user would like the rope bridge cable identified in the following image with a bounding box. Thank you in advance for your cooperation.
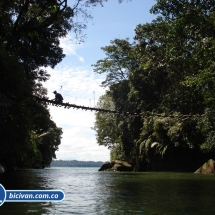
[34,96,202,119]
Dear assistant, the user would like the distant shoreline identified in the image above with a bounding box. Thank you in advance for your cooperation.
[50,160,103,167]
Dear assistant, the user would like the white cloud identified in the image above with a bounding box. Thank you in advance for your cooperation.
[44,66,106,106]
[60,36,76,55]
[60,36,85,63]
[79,56,85,63]
[43,66,110,162]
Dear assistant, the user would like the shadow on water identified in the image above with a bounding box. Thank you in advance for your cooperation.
[93,171,215,215]
[0,169,52,215]
[0,169,215,215]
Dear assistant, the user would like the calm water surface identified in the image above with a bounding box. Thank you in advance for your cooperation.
[0,167,215,215]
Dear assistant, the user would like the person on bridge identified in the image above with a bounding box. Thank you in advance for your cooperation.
[53,90,64,103]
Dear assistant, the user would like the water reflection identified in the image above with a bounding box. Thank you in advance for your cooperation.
[93,172,215,215]
[0,169,215,215]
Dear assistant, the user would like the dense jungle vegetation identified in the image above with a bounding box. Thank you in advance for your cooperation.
[93,0,215,171]
[0,0,112,170]
[1,0,215,172]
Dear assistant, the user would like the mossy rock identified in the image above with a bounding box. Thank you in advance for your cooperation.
[194,159,215,174]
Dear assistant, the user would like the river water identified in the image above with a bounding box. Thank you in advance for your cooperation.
[0,167,215,215]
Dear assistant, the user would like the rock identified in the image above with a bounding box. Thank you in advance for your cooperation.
[114,160,132,168]
[111,160,132,171]
[194,159,215,174]
[111,163,122,171]
[98,161,113,171]
[98,160,132,171]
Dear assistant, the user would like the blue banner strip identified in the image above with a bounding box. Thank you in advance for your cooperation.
[5,190,65,202]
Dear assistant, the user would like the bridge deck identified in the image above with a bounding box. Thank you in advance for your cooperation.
[35,97,200,119]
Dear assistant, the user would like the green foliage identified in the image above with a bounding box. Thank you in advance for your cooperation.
[92,39,135,87]
[0,47,63,167]
[0,0,134,169]
[197,108,215,152]
[0,0,75,168]
[0,41,32,167]
[93,0,215,170]
[37,126,63,167]
[93,94,119,147]
[110,145,125,161]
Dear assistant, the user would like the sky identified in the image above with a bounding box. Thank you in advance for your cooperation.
[43,0,157,162]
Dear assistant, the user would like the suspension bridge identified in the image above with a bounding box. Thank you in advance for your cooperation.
[34,96,200,120]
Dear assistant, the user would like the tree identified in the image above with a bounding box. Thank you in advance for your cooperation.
[0,0,136,169]
[92,38,135,87]
[0,41,32,168]
[93,0,215,171]
[149,0,215,155]
[92,39,143,162]
[0,0,88,168]
[37,125,63,168]
[0,42,63,168]
[93,94,118,147]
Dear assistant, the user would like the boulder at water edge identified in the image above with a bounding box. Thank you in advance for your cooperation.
[194,159,215,174]
[111,160,132,171]
[98,160,132,171]
[98,161,112,171]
